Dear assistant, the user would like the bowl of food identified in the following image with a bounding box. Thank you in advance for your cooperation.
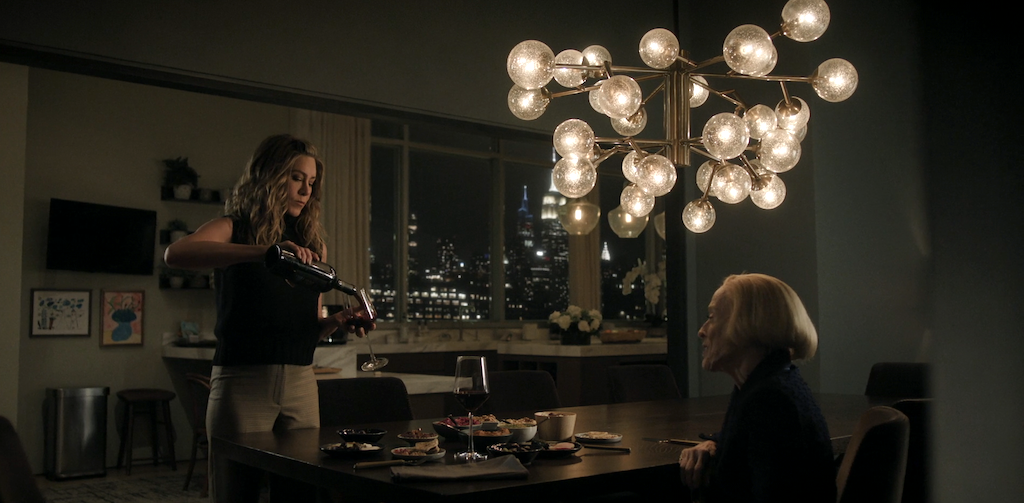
[501,417,538,443]
[432,418,463,440]
[397,428,440,445]
[486,441,547,465]
[459,427,512,448]
[337,428,387,444]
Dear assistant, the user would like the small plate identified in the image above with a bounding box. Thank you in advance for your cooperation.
[391,447,446,461]
[486,441,546,465]
[320,442,383,458]
[397,429,440,444]
[338,428,387,444]
[535,441,582,458]
[576,431,623,444]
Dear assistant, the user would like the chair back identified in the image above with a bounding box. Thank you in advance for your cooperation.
[891,398,931,503]
[184,373,211,433]
[837,405,910,503]
[606,364,681,403]
[0,416,46,503]
[476,370,561,416]
[865,362,930,398]
[317,377,414,426]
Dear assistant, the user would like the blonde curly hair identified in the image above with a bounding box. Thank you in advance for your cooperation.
[223,134,326,254]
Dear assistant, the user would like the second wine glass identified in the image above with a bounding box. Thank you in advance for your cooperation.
[453,355,490,462]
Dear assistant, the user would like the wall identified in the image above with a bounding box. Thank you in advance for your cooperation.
[0,63,28,422]
[16,67,290,471]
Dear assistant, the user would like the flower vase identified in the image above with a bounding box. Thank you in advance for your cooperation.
[559,329,592,346]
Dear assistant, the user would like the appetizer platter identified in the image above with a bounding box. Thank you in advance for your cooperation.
[319,441,383,458]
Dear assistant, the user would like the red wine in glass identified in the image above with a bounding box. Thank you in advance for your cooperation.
[454,390,490,412]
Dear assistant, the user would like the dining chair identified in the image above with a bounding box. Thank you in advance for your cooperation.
[182,373,211,495]
[892,398,931,503]
[606,364,681,403]
[864,362,930,398]
[317,376,414,426]
[0,416,47,503]
[836,405,910,503]
[476,370,561,417]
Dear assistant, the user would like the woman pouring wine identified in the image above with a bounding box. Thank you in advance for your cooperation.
[164,133,376,502]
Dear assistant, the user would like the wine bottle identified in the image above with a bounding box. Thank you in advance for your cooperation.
[264,244,357,295]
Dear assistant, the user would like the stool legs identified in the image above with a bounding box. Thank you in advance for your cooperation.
[116,399,176,474]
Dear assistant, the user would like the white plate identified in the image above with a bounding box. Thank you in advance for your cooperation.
[576,431,623,444]
[390,447,446,461]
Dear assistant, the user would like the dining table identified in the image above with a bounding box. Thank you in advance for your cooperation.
[210,393,891,502]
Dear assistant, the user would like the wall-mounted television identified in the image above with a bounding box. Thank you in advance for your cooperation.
[45,198,157,275]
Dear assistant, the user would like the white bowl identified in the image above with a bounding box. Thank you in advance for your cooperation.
[506,424,537,443]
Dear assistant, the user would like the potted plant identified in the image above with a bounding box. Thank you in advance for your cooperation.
[548,305,602,345]
[167,219,189,243]
[162,156,199,200]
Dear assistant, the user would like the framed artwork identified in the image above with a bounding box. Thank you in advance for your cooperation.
[30,289,92,337]
[100,290,144,346]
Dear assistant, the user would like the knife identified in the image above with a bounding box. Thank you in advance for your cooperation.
[642,438,701,446]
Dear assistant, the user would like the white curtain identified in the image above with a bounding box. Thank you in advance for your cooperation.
[289,109,372,305]
[568,183,602,312]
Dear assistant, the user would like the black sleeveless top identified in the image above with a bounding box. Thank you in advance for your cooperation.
[212,216,320,366]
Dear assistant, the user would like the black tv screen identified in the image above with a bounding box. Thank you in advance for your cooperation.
[46,198,157,275]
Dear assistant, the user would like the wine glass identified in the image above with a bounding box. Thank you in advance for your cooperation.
[453,355,490,462]
[350,288,387,372]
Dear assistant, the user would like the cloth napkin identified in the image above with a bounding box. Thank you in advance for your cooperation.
[391,455,528,481]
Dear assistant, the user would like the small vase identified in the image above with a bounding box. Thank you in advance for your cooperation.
[173,185,193,200]
[560,329,592,346]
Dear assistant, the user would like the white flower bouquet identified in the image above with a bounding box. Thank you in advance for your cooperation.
[548,305,602,345]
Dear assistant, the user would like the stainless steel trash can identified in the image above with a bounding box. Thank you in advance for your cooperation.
[44,386,110,480]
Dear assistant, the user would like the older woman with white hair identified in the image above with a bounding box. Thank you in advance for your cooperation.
[679,273,836,503]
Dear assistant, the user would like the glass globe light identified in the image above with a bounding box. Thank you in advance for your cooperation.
[711,163,751,204]
[750,165,787,210]
[553,118,595,158]
[654,211,666,240]
[507,85,550,120]
[553,49,586,88]
[608,205,649,238]
[776,96,810,131]
[507,40,555,90]
[758,129,802,173]
[635,154,677,197]
[703,112,750,160]
[722,24,777,76]
[558,199,601,235]
[582,45,613,78]
[743,104,778,140]
[621,150,643,183]
[689,75,710,108]
[639,28,679,69]
[791,124,808,141]
[620,184,656,217]
[682,199,716,233]
[812,58,859,102]
[552,156,597,198]
[589,81,606,114]
[696,160,717,196]
[611,107,648,137]
[596,75,643,119]
[781,0,831,42]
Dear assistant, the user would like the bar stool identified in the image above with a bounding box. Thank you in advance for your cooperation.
[115,388,177,474]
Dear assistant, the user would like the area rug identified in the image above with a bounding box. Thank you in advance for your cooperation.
[41,472,209,503]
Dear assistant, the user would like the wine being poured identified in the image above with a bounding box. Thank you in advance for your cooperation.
[265,244,386,371]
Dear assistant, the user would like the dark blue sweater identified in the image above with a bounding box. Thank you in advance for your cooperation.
[701,349,837,503]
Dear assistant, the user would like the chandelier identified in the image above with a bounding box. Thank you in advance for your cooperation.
[505,0,857,233]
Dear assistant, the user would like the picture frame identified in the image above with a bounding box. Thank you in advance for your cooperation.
[100,290,145,346]
[30,289,92,337]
